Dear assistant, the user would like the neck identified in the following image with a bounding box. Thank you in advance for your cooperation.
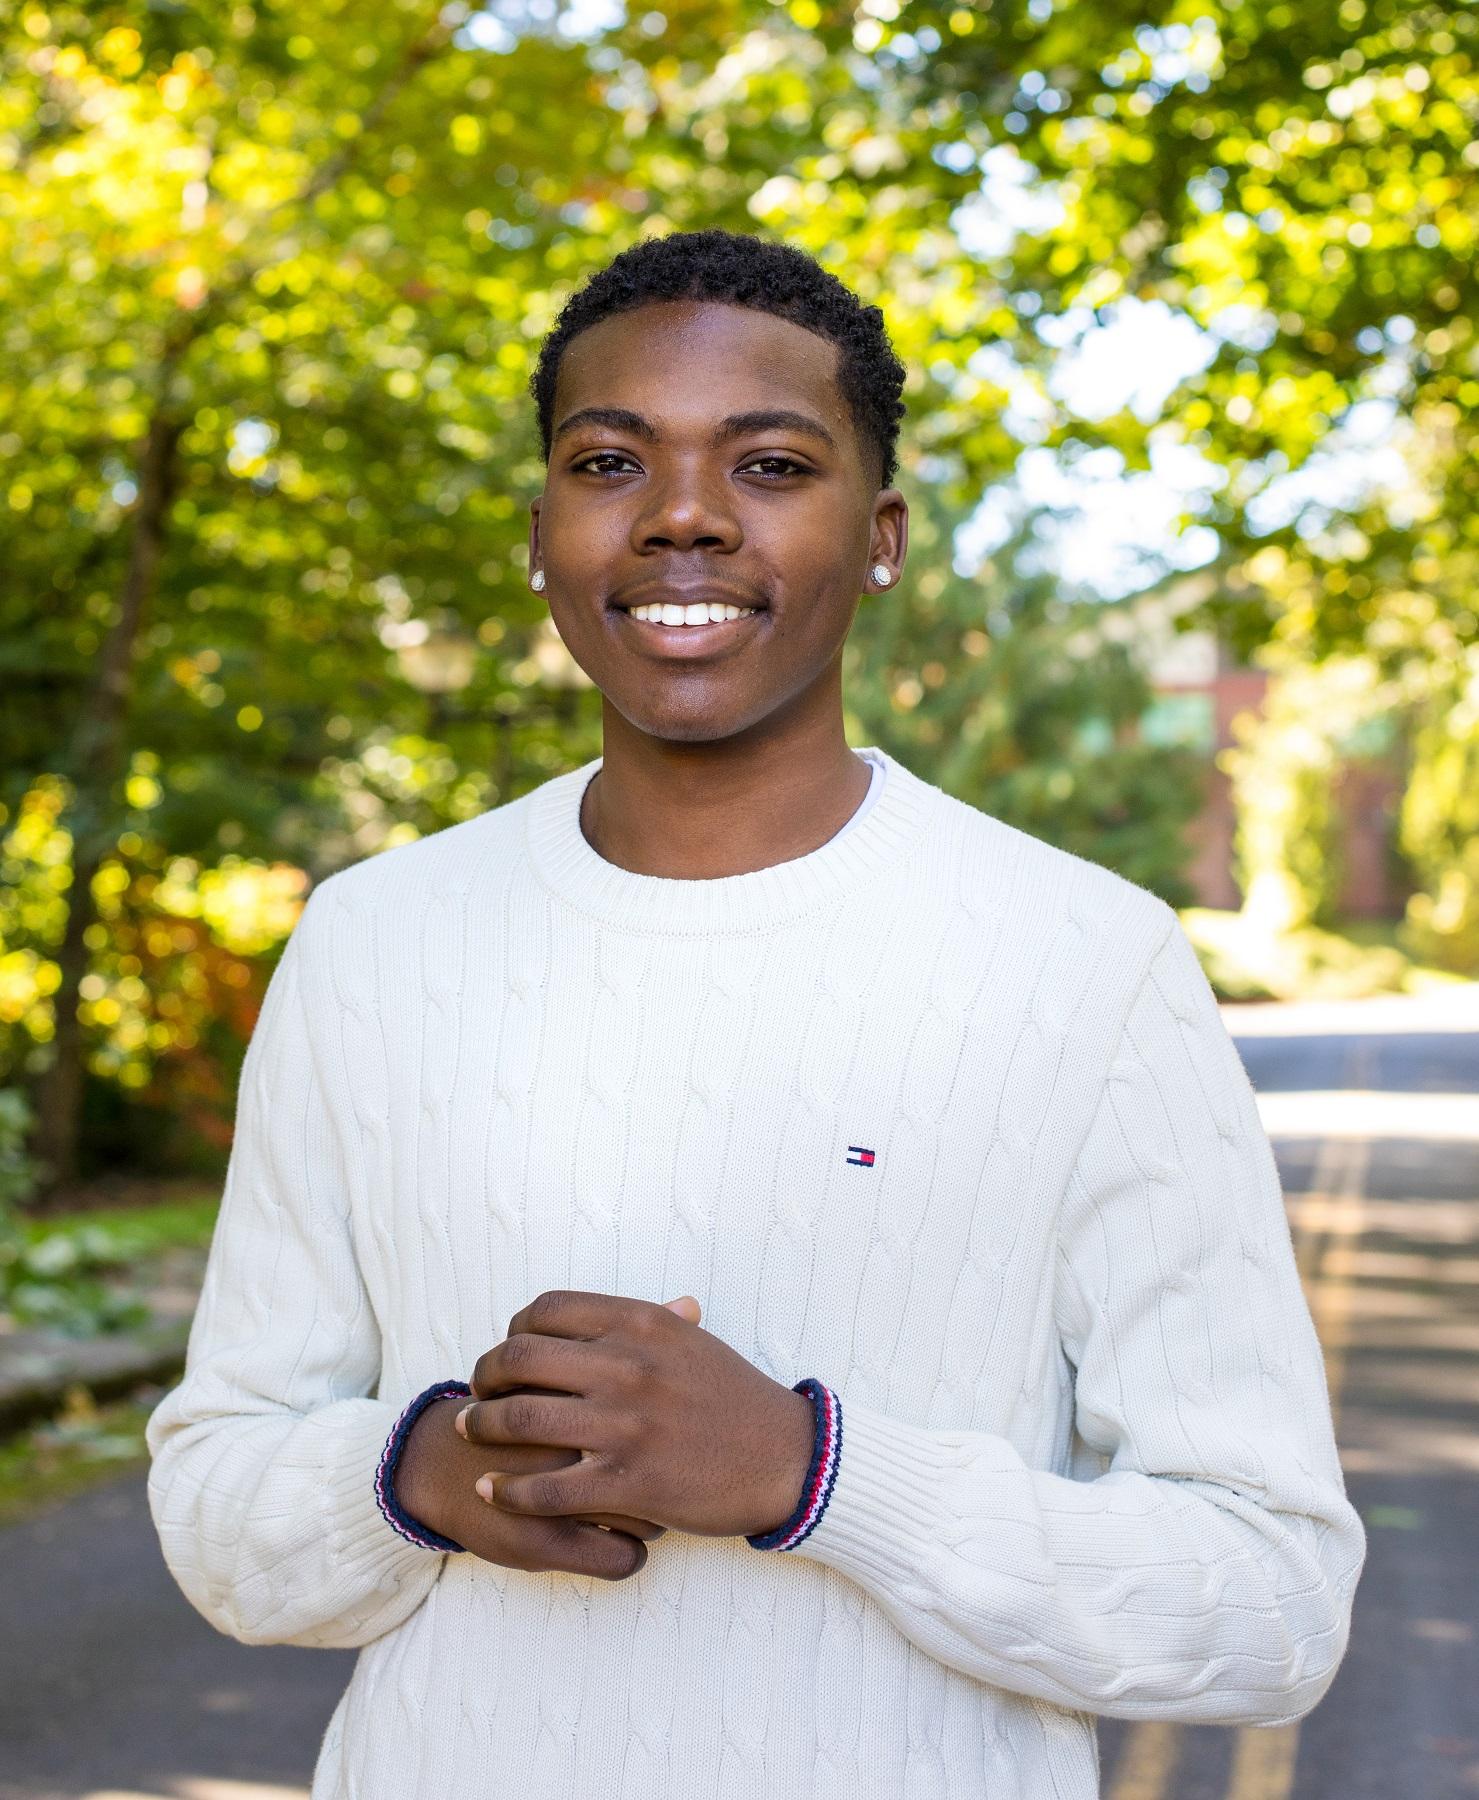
[581,704,874,881]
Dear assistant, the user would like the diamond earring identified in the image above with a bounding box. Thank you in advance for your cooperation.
[530,570,545,592]
[871,564,892,586]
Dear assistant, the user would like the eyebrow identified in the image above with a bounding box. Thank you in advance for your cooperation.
[551,405,839,454]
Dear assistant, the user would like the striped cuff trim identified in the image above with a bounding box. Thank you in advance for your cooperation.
[374,1378,473,1553]
[745,1377,843,1552]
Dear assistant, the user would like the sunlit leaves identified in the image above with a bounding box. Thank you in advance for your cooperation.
[4,0,1478,1132]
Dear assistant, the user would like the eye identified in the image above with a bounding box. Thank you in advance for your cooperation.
[573,451,641,475]
[570,450,812,479]
[742,455,810,479]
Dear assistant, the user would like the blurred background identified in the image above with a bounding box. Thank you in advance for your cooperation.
[1,2,1476,1797]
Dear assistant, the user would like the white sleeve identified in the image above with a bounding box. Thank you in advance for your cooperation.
[145,893,447,1648]
[792,914,1367,1724]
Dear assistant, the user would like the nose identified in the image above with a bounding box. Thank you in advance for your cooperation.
[631,462,741,555]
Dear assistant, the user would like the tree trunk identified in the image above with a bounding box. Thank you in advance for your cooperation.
[29,407,183,1195]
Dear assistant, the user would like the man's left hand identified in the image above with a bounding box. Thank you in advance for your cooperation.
[455,1290,816,1541]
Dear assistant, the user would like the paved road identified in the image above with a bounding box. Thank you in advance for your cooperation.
[1098,990,1479,1800]
[0,1472,353,1800]
[2,990,1475,1800]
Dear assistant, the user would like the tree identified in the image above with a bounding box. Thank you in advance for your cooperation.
[846,493,1204,906]
[1,0,990,1184]
[793,0,1477,664]
[6,0,1475,1183]
[1,1,674,1180]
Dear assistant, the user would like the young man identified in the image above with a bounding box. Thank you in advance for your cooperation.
[147,229,1365,1799]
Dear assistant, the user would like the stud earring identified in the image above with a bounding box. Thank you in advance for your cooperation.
[871,564,892,587]
[530,570,545,592]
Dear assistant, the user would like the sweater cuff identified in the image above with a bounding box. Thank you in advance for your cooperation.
[374,1379,473,1553]
[745,1377,843,1551]
[771,1394,964,1592]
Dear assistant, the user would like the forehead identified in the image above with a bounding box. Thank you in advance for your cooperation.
[552,300,853,441]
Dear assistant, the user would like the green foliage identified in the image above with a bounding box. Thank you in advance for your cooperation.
[18,1191,218,1256]
[0,1231,151,1338]
[1399,645,1479,971]
[1223,654,1400,930]
[6,0,1475,839]
[847,503,1204,906]
[1,0,667,870]
[0,1085,150,1334]
[4,0,1477,1168]
[0,1086,42,1210]
[1223,646,1479,974]
[871,0,1479,669]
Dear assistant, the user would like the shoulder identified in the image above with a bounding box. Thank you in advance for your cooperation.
[289,786,534,959]
[925,782,1178,966]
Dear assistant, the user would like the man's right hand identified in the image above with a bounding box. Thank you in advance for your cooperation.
[394,1296,699,1581]
[393,1393,663,1582]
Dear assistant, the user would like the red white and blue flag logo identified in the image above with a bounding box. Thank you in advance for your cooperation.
[846,1145,876,1167]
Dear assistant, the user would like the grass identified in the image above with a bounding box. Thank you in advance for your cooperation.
[0,1385,157,1528]
[18,1191,220,1255]
[0,1192,216,1520]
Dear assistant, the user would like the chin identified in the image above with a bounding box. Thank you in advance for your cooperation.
[609,697,758,746]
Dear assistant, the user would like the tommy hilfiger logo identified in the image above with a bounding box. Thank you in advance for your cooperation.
[846,1145,876,1168]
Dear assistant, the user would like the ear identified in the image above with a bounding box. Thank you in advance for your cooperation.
[529,497,542,586]
[869,487,908,582]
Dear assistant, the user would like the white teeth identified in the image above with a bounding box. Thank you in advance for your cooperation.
[627,602,757,624]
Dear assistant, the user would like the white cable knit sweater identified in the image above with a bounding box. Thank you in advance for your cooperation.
[145,745,1366,1800]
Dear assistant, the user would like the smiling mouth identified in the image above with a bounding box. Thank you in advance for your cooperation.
[609,598,765,654]
[617,600,762,626]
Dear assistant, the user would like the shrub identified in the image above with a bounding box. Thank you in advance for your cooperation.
[0,1089,148,1337]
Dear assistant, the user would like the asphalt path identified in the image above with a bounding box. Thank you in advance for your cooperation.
[2,991,1475,1800]
[1097,992,1479,1800]
[0,1471,353,1800]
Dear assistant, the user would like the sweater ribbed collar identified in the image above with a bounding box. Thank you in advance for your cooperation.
[525,745,943,935]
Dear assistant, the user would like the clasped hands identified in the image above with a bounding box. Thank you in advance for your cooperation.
[451,1289,816,1547]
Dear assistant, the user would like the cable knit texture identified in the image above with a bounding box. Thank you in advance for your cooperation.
[145,745,1366,1800]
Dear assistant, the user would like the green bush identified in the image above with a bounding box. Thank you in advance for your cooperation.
[0,1086,40,1212]
[0,1089,148,1337]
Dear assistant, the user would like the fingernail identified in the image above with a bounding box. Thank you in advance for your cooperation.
[475,1475,494,1501]
[455,1405,472,1438]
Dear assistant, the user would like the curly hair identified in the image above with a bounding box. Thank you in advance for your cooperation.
[528,228,908,489]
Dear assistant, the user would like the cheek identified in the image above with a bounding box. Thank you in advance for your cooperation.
[544,492,628,552]
[763,496,869,579]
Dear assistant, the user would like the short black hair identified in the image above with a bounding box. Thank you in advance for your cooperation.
[528,228,907,489]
